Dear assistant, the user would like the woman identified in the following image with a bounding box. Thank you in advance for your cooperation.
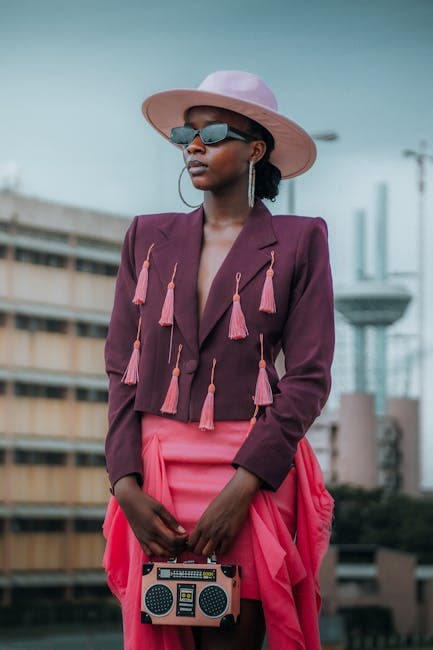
[103,70,335,650]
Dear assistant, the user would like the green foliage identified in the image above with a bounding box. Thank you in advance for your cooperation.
[329,484,433,563]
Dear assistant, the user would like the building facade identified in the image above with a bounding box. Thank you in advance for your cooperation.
[0,190,128,605]
[311,392,420,496]
[320,545,433,636]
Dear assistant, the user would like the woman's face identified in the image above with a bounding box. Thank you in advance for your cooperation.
[181,106,265,194]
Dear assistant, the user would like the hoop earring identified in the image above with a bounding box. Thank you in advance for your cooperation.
[178,166,201,209]
[248,160,256,208]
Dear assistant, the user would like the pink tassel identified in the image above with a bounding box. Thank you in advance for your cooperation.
[161,344,182,414]
[199,359,216,431]
[122,318,141,385]
[228,272,249,340]
[159,262,178,327]
[247,405,259,435]
[254,333,273,406]
[133,243,154,305]
[259,250,276,313]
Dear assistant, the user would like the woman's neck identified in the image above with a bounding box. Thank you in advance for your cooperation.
[203,191,252,228]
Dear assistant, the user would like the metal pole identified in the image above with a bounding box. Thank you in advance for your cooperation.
[403,142,433,485]
[375,183,388,415]
[354,209,367,392]
[355,209,366,281]
[288,181,296,214]
[403,143,433,411]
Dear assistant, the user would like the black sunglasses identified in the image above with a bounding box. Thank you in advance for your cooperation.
[169,123,255,146]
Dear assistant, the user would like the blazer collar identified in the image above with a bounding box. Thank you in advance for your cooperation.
[149,201,278,355]
[150,206,203,358]
[199,200,277,346]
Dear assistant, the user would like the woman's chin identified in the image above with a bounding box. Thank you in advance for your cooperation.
[189,179,210,192]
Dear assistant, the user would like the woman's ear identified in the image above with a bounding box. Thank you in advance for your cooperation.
[249,140,267,164]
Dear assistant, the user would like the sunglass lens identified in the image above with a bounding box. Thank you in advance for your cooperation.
[200,124,228,144]
[170,127,194,145]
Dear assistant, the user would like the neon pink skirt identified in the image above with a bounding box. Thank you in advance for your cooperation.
[103,414,333,650]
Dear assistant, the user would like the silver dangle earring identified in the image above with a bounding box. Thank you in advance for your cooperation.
[178,166,201,209]
[248,160,256,208]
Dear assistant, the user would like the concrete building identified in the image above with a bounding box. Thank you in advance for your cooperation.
[320,545,433,636]
[0,190,128,605]
[311,392,420,496]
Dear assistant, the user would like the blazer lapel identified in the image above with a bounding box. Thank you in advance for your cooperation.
[199,201,277,347]
[151,207,203,357]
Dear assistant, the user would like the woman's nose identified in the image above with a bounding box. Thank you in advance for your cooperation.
[185,134,206,154]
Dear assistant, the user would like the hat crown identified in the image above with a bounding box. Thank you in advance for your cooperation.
[198,70,278,112]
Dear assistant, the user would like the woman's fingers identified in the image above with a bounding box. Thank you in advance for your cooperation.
[156,502,187,535]
[201,539,217,558]
[119,489,188,556]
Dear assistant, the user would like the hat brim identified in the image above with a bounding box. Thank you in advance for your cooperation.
[142,89,316,180]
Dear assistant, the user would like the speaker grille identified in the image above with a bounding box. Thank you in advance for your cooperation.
[198,585,228,618]
[144,583,174,616]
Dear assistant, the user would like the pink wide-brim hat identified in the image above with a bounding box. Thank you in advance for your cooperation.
[142,70,316,180]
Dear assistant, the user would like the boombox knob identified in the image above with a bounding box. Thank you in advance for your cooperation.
[142,562,154,575]
[141,612,152,624]
[220,614,238,629]
[221,564,235,578]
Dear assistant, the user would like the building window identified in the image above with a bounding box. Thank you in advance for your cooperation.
[73,585,114,599]
[0,313,7,326]
[12,586,66,602]
[74,452,106,467]
[75,322,108,339]
[14,383,67,399]
[75,388,108,403]
[73,519,103,533]
[75,258,118,276]
[0,245,6,258]
[338,578,379,595]
[15,225,69,243]
[77,236,121,254]
[15,315,67,334]
[13,449,67,465]
[11,518,65,533]
[15,248,67,268]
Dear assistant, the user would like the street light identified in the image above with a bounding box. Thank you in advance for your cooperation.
[288,131,339,213]
[402,141,433,406]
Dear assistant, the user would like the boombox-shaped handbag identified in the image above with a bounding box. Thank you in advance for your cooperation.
[141,555,241,628]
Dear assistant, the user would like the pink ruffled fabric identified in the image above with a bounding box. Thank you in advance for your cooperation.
[102,415,333,650]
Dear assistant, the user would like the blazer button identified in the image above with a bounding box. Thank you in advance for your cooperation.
[185,360,198,374]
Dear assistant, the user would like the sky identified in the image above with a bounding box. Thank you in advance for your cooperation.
[1,0,433,484]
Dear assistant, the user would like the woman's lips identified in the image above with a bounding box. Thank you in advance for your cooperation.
[187,160,208,175]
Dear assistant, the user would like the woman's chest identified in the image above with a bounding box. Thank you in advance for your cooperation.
[197,224,243,319]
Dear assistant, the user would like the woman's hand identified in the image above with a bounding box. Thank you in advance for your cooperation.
[188,467,262,557]
[114,476,188,557]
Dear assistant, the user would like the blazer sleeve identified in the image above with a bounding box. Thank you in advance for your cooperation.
[232,217,335,491]
[104,216,143,491]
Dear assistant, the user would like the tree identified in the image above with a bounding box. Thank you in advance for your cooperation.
[329,485,433,563]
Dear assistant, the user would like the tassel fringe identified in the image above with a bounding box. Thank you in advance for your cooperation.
[122,318,142,385]
[229,272,249,340]
[159,262,178,327]
[254,333,273,406]
[161,344,182,414]
[247,404,259,435]
[133,243,154,305]
[199,359,217,431]
[259,251,276,313]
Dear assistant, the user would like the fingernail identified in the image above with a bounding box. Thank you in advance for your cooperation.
[176,525,186,533]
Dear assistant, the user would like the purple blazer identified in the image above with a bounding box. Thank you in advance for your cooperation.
[104,200,334,491]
